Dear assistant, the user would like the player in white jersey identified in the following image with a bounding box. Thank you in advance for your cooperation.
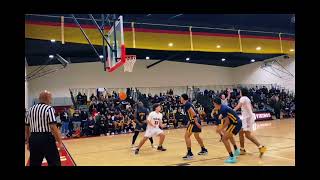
[134,103,167,154]
[233,88,266,157]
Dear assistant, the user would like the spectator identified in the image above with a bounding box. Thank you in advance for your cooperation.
[56,113,62,130]
[168,111,176,128]
[89,101,97,114]
[105,114,115,135]
[124,114,134,132]
[221,89,231,106]
[60,108,69,137]
[83,93,88,105]
[111,112,121,135]
[175,108,184,127]
[80,110,89,133]
[96,113,107,136]
[90,93,96,102]
[72,109,82,135]
[85,116,95,136]
[76,92,83,105]
[271,95,282,119]
[97,101,104,113]
[162,111,169,128]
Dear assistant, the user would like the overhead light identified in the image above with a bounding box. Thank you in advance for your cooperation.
[186,57,190,61]
[216,45,221,48]
[221,58,226,61]
[251,59,255,62]
[290,49,295,52]
[49,55,54,59]
[146,56,150,60]
[256,46,261,51]
[168,43,173,47]
[99,55,104,59]
[50,39,56,43]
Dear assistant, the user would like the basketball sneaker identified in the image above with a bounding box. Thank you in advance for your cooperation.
[259,146,267,157]
[157,146,167,151]
[234,149,241,157]
[197,148,208,155]
[134,148,139,155]
[182,152,194,160]
[240,148,246,155]
[224,156,237,163]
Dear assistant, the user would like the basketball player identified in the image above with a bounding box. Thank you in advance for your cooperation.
[233,87,267,157]
[134,103,167,154]
[212,97,242,163]
[180,94,208,160]
[131,102,154,148]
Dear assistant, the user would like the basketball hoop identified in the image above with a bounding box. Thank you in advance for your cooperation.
[124,55,136,72]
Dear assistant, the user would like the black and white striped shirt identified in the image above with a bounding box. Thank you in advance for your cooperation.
[25,103,56,132]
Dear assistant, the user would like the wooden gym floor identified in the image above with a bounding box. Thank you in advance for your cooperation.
[25,118,295,166]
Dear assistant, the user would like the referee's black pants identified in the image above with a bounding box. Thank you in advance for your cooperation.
[29,133,61,166]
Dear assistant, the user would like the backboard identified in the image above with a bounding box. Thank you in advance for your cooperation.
[106,15,126,72]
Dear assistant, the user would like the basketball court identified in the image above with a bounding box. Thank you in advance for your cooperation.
[25,14,295,166]
[25,119,294,166]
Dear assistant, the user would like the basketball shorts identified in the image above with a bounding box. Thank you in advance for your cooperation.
[186,123,201,133]
[241,115,256,132]
[225,122,242,135]
[144,128,164,138]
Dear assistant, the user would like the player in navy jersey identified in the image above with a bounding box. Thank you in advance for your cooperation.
[180,94,208,160]
[131,102,154,148]
[213,97,242,163]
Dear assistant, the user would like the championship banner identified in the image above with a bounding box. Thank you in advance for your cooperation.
[238,111,273,121]
[254,112,272,121]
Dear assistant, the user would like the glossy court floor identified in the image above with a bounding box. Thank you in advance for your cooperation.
[25,118,295,166]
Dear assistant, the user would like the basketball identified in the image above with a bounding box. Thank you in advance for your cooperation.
[119,92,127,100]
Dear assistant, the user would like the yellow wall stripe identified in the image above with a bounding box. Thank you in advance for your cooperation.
[25,22,295,55]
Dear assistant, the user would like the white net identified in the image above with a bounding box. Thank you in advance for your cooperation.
[124,55,136,72]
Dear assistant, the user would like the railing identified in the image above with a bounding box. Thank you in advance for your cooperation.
[69,83,293,99]
[31,97,73,106]
[29,83,294,107]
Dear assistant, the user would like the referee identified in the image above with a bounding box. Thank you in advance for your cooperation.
[25,90,62,166]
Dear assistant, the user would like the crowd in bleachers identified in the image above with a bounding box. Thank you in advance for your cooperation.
[56,86,295,139]
[193,85,295,120]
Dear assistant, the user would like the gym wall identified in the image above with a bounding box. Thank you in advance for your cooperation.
[26,56,295,107]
